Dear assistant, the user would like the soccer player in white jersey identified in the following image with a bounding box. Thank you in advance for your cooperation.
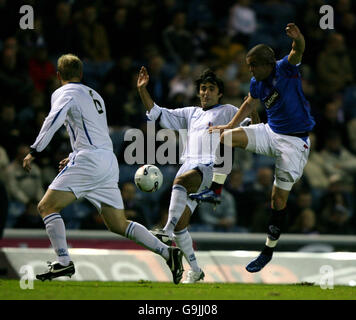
[22,54,184,283]
[137,67,259,283]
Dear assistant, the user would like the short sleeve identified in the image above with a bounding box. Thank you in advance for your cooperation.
[249,78,258,99]
[278,55,300,78]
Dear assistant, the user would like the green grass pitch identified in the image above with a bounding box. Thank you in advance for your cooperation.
[1,279,355,300]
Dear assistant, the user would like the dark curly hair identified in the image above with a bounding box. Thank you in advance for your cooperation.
[195,69,224,96]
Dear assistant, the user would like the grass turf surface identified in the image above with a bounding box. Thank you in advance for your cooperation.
[0,279,355,300]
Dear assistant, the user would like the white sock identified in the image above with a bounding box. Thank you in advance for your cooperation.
[266,237,278,248]
[125,221,169,260]
[212,172,227,184]
[163,185,187,236]
[43,213,70,266]
[173,228,200,272]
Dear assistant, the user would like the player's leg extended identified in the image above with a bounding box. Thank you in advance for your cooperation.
[246,132,310,272]
[266,185,290,250]
[38,189,77,265]
[156,169,205,283]
[246,185,290,273]
[36,189,77,280]
[190,128,248,203]
[163,169,202,237]
[213,127,248,185]
[101,204,184,284]
[101,205,171,257]
[173,208,205,283]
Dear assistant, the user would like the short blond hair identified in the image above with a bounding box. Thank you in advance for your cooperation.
[57,54,83,81]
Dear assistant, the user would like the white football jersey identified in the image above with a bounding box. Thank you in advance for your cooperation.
[31,83,113,153]
[147,103,250,164]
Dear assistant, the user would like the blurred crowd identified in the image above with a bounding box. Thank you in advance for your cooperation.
[0,0,356,235]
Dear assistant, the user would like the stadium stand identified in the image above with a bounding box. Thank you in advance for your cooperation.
[0,0,355,236]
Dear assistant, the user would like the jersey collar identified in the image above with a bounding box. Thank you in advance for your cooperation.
[202,104,221,111]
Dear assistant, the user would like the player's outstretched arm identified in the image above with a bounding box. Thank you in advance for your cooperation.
[242,95,260,125]
[286,23,305,65]
[229,94,259,128]
[250,105,260,124]
[137,66,154,112]
[209,94,259,133]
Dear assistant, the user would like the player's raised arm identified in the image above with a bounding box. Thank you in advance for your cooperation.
[137,66,154,112]
[286,23,305,65]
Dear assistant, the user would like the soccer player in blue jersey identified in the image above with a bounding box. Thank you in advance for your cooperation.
[190,23,315,272]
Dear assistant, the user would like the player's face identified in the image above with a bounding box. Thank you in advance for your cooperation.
[246,56,272,81]
[199,82,222,108]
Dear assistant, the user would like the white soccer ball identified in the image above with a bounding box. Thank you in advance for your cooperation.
[134,165,163,192]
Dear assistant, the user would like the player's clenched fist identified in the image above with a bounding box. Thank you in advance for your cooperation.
[285,23,302,40]
[137,66,149,89]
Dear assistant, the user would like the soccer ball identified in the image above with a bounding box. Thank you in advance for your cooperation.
[134,165,163,192]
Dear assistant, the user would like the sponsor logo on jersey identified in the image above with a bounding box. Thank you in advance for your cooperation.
[264,89,280,109]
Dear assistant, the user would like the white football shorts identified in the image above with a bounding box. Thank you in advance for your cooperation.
[49,149,124,212]
[175,161,213,213]
[242,123,310,191]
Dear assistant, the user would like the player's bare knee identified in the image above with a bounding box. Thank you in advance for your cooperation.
[105,220,124,236]
[174,208,190,232]
[173,176,184,187]
[37,202,44,216]
[37,201,56,218]
[101,207,128,236]
[174,170,202,194]
[174,219,188,232]
[173,176,189,191]
[108,225,123,236]
[108,219,127,236]
[222,128,247,149]
[220,131,230,145]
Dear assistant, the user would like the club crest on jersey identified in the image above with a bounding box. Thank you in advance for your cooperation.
[206,121,213,129]
[264,89,280,109]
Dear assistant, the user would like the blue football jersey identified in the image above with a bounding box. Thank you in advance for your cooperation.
[250,55,315,135]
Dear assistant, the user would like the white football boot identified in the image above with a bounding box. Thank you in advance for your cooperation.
[182,269,205,284]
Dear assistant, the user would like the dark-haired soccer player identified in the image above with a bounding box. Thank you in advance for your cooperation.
[137,66,258,283]
[190,23,315,272]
